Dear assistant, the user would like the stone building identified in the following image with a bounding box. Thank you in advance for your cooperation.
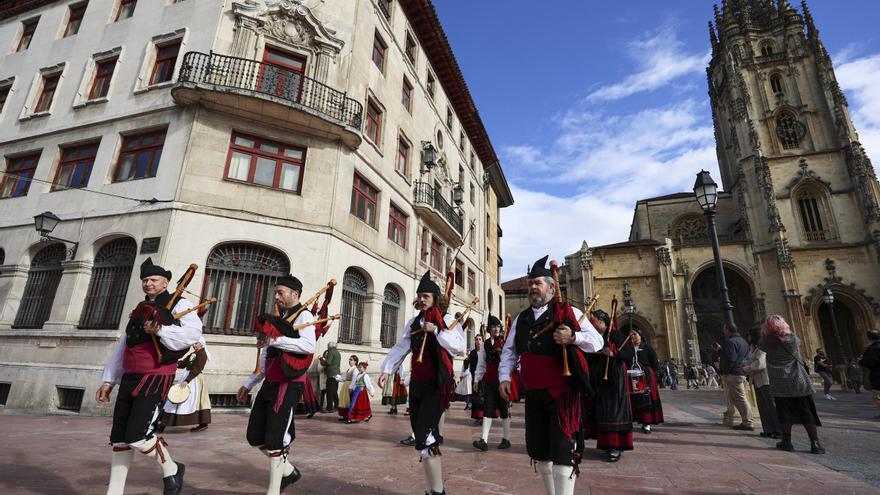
[0,0,512,415]
[505,1,880,371]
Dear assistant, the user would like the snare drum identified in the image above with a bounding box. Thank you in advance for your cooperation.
[627,368,647,394]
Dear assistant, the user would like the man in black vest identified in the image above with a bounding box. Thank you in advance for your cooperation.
[499,256,604,495]
[237,275,315,495]
[473,315,512,451]
[96,258,202,495]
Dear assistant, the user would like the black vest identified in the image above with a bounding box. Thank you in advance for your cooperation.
[126,291,187,364]
[485,337,502,364]
[514,305,562,357]
[265,303,303,360]
[409,313,436,355]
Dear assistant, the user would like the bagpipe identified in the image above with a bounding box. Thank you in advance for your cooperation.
[415,271,454,363]
[546,260,593,391]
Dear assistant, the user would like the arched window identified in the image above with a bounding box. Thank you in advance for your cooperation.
[201,243,290,336]
[79,238,137,329]
[670,214,709,246]
[14,243,66,328]
[770,73,784,95]
[339,268,368,344]
[380,284,400,348]
[760,43,774,57]
[776,111,806,149]
[795,184,834,242]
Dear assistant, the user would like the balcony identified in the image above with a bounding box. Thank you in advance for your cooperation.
[173,51,363,148]
[413,181,463,242]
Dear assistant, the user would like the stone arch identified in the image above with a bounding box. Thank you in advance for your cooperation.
[809,284,876,365]
[759,40,776,57]
[339,267,371,345]
[379,283,403,348]
[690,260,757,363]
[669,213,708,246]
[769,71,784,95]
[791,179,837,242]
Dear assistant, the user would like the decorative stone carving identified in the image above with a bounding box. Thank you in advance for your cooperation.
[754,154,784,232]
[844,141,880,224]
[785,159,831,192]
[670,214,709,245]
[774,237,795,268]
[579,241,593,271]
[656,247,672,266]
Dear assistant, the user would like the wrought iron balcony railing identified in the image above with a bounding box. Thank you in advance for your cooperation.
[177,51,362,129]
[414,182,463,236]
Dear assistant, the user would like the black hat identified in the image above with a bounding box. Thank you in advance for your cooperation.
[528,255,552,278]
[140,257,172,280]
[416,271,441,294]
[275,275,303,292]
[487,314,502,328]
[590,309,611,328]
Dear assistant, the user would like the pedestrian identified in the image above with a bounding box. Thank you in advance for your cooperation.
[321,342,341,413]
[707,364,720,388]
[630,329,664,433]
[669,359,679,390]
[685,364,699,389]
[382,361,408,414]
[336,355,359,420]
[469,335,485,424]
[161,338,212,433]
[344,361,375,424]
[814,349,836,400]
[657,361,668,389]
[759,315,825,454]
[858,330,880,418]
[846,361,864,394]
[472,315,512,451]
[720,325,754,431]
[742,325,780,439]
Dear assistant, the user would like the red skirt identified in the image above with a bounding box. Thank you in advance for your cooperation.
[632,368,664,425]
[508,370,522,402]
[300,377,319,415]
[346,388,372,421]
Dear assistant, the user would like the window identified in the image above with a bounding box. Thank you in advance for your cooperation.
[380,285,400,348]
[760,43,774,56]
[226,134,305,192]
[150,40,181,85]
[459,131,465,150]
[401,77,413,112]
[770,73,783,95]
[115,0,136,21]
[56,387,84,412]
[454,259,464,287]
[446,107,454,129]
[35,73,60,113]
[470,151,475,169]
[371,32,387,71]
[776,112,806,149]
[89,58,117,100]
[0,83,10,114]
[0,153,40,198]
[396,136,410,175]
[259,47,306,101]
[467,268,476,294]
[388,203,408,248]
[13,243,66,329]
[377,0,391,19]
[351,173,378,227]
[796,186,833,242]
[470,181,475,205]
[420,227,429,263]
[365,100,382,144]
[114,129,166,182]
[426,71,435,99]
[54,142,99,190]
[468,224,475,250]
[404,32,417,64]
[436,130,443,150]
[79,238,137,329]
[64,3,87,38]
[339,268,368,345]
[430,238,442,272]
[17,18,38,51]
[201,243,290,336]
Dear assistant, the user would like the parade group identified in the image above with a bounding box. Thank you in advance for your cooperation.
[96,255,667,495]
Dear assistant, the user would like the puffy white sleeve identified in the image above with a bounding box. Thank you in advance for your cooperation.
[349,369,360,390]
[157,299,203,351]
[571,307,604,353]
[363,373,375,396]
[498,315,520,380]
[101,335,127,385]
[242,348,265,390]
[269,310,316,354]
[380,316,416,374]
[474,348,487,383]
[439,314,466,356]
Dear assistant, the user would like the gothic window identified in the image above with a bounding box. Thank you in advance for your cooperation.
[379,284,400,348]
[670,214,709,246]
[14,244,66,328]
[770,73,784,95]
[339,268,368,345]
[201,243,290,336]
[775,111,806,149]
[794,184,835,242]
[79,238,137,329]
[760,42,774,57]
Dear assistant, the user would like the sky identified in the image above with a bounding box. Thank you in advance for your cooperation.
[432,0,880,281]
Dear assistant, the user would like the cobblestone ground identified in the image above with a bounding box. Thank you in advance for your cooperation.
[0,387,877,494]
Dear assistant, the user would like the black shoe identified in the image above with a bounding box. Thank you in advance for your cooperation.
[280,465,302,492]
[810,440,826,455]
[472,419,483,426]
[497,438,511,449]
[400,436,415,446]
[775,440,794,452]
[365,415,372,422]
[607,450,621,462]
[162,462,185,495]
[472,439,488,451]
[770,433,782,439]
[307,411,316,419]
[642,424,652,434]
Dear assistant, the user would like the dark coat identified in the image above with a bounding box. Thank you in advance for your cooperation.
[859,341,880,390]
[720,332,749,376]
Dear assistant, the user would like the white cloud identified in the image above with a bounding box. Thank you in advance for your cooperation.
[836,53,880,160]
[586,23,710,102]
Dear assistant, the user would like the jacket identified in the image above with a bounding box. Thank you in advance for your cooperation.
[720,332,749,376]
[742,346,769,388]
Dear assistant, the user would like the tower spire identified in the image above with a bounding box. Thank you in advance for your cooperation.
[801,1,818,38]
[709,21,719,50]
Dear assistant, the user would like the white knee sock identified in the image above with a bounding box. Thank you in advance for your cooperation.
[481,418,493,442]
[132,437,177,478]
[438,412,446,438]
[536,461,555,495]
[502,417,511,440]
[421,457,433,492]
[267,455,285,495]
[106,446,133,495]
[552,465,575,495]
[424,455,444,493]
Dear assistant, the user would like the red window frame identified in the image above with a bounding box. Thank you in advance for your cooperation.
[35,74,60,113]
[115,0,136,21]
[401,77,413,112]
[467,268,476,294]
[405,33,416,63]
[351,173,379,228]
[396,137,409,175]
[0,153,41,198]
[114,129,166,182]
[429,238,442,272]
[371,33,387,71]
[258,46,306,101]
[89,58,116,100]
[388,203,408,248]
[454,259,464,287]
[150,40,181,85]
[64,3,87,37]
[224,133,307,193]
[54,142,99,190]
[365,100,382,143]
[17,18,38,51]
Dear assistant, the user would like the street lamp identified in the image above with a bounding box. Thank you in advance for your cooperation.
[822,288,849,388]
[33,211,78,259]
[692,170,736,332]
[421,141,438,172]
[452,183,464,206]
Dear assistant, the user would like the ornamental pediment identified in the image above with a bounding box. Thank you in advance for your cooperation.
[233,0,344,55]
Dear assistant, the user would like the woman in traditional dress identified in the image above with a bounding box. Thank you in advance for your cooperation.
[345,361,375,423]
[336,355,359,420]
[382,361,408,414]
[630,330,664,433]
[161,338,212,432]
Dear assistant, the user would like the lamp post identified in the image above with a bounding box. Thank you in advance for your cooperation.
[822,288,848,388]
[623,280,635,336]
[693,170,736,332]
[33,211,78,259]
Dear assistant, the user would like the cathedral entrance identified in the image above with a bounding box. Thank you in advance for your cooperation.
[616,312,666,361]
[816,292,867,367]
[691,264,755,364]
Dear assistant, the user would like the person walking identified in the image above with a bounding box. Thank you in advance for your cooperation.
[669,359,679,390]
[859,330,880,418]
[743,325,780,439]
[321,342,341,413]
[161,338,212,432]
[814,349,836,400]
[846,360,864,394]
[706,364,720,389]
[760,315,824,454]
[720,325,753,431]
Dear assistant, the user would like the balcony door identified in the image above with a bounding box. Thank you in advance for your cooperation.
[259,47,306,103]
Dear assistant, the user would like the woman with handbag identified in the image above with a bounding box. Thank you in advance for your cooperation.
[759,315,825,454]
[629,330,664,433]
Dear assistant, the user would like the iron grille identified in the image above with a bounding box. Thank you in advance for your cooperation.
[339,268,367,345]
[79,238,137,329]
[413,182,463,235]
[380,285,401,348]
[201,243,289,336]
[177,51,363,129]
[0,382,10,405]
[210,393,252,408]
[56,387,84,412]
[14,243,66,329]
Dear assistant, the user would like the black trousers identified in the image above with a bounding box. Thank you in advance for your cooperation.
[409,380,444,451]
[325,376,339,411]
[482,381,509,419]
[246,381,303,451]
[524,389,574,465]
[110,374,165,445]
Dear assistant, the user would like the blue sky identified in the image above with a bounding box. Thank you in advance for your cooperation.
[433,1,880,280]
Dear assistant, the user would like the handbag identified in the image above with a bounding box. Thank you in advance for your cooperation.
[781,342,810,375]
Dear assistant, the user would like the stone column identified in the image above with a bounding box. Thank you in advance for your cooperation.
[314,49,332,84]
[363,291,384,348]
[43,260,94,331]
[231,16,261,59]
[0,265,29,328]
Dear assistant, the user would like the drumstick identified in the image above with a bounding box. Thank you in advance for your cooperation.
[172,298,217,319]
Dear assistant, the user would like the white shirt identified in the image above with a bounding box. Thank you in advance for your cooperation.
[498,304,604,380]
[350,371,375,396]
[474,336,503,383]
[241,308,316,391]
[380,312,466,375]
[101,298,203,385]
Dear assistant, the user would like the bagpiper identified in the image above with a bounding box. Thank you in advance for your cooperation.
[473,314,512,451]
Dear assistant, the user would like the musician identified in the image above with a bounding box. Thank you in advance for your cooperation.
[96,257,202,495]
[378,272,465,495]
[630,329,664,433]
[499,256,604,495]
[473,314,512,451]
[237,274,315,495]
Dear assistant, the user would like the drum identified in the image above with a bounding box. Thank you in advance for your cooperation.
[627,368,647,394]
[167,382,191,404]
